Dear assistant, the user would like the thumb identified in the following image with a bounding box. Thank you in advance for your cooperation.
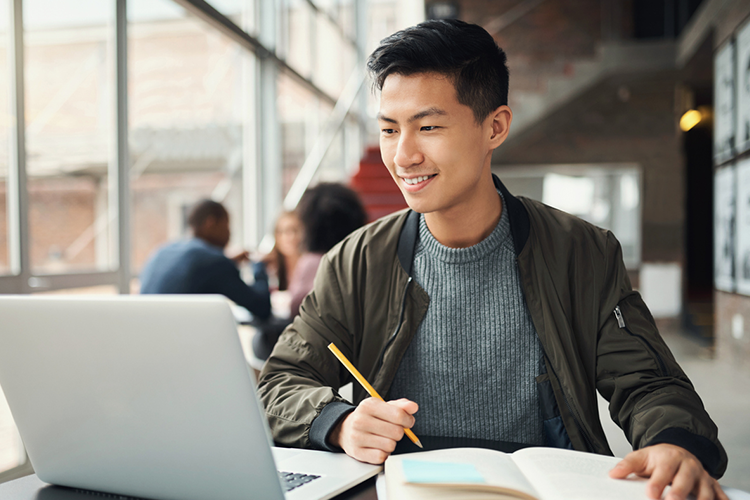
[609,450,647,479]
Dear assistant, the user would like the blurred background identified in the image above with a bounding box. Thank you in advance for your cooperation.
[1,0,749,492]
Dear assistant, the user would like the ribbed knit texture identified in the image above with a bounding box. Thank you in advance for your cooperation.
[388,192,545,445]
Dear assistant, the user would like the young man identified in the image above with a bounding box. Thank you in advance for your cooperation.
[258,20,728,500]
[140,199,271,320]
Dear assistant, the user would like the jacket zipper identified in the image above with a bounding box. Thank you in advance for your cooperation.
[374,277,412,374]
[613,305,668,377]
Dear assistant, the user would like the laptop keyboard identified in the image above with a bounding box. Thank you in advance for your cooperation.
[278,471,321,492]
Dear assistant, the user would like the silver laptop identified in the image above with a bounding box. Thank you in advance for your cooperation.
[0,295,380,500]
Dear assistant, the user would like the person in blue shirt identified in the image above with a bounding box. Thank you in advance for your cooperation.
[140,199,271,320]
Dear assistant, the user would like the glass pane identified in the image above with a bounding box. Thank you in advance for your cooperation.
[280,0,313,78]
[313,12,355,98]
[129,0,251,276]
[0,0,10,276]
[24,0,116,274]
[278,73,326,198]
[206,0,256,33]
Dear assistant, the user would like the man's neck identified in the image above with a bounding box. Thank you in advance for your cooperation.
[423,181,502,248]
[194,235,222,249]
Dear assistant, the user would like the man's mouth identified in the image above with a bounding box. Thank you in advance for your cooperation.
[402,174,437,185]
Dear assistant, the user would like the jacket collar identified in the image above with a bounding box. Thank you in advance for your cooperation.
[397,174,530,274]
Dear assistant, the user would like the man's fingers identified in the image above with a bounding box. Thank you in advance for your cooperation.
[609,450,646,479]
[690,475,715,500]
[359,398,415,428]
[647,460,681,500]
[346,409,404,442]
[667,460,702,500]
[389,398,419,416]
[349,445,390,465]
[714,479,729,500]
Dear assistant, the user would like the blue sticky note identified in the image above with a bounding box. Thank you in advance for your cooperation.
[402,459,485,484]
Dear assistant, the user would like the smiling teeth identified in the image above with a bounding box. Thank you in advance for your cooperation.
[404,176,432,185]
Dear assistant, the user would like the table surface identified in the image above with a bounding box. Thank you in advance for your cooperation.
[0,437,527,500]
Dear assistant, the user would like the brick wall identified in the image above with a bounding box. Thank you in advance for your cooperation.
[427,0,603,93]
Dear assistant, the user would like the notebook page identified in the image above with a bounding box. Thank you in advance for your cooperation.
[386,448,540,500]
[511,448,650,500]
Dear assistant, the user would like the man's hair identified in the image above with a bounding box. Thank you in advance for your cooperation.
[367,19,509,123]
[187,199,228,231]
[296,183,367,254]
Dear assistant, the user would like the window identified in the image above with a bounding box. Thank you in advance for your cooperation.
[0,1,11,276]
[205,0,256,32]
[129,0,253,276]
[279,0,313,78]
[24,0,117,274]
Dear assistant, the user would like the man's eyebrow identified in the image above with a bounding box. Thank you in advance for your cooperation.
[408,107,447,122]
[376,113,397,124]
[376,107,448,124]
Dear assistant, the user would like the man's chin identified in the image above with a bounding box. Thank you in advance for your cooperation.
[403,200,432,215]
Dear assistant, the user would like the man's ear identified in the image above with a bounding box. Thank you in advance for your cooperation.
[488,105,512,149]
[194,216,215,238]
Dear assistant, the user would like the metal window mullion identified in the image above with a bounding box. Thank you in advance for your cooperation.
[8,0,29,293]
[259,0,281,241]
[115,0,130,294]
[354,0,368,161]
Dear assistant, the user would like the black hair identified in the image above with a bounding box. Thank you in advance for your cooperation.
[367,19,509,123]
[187,199,228,230]
[296,183,367,254]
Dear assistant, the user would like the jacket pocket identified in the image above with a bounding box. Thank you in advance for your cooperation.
[613,304,668,377]
[536,372,574,450]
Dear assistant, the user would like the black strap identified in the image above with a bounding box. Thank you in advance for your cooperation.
[396,210,420,276]
[493,174,530,257]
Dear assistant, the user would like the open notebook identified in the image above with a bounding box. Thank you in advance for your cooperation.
[385,447,652,500]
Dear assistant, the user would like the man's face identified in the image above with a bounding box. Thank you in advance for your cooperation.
[378,72,497,217]
[214,215,231,248]
[200,214,230,249]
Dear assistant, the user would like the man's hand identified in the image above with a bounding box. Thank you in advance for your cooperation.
[609,443,727,500]
[328,398,418,465]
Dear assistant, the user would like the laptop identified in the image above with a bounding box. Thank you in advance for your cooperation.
[0,295,380,500]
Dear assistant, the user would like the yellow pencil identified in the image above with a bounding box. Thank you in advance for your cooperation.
[327,342,423,449]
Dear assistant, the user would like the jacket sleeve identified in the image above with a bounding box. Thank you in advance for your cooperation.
[595,231,728,478]
[257,252,355,449]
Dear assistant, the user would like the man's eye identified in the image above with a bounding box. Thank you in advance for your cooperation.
[381,129,396,134]
[421,126,439,131]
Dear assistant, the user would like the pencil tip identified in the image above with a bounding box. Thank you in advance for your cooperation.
[415,440,423,449]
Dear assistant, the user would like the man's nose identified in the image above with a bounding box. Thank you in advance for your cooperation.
[394,132,423,168]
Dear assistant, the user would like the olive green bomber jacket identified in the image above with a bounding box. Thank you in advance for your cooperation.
[257,176,728,478]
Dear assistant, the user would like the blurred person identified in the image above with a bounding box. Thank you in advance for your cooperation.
[288,183,368,317]
[264,211,304,291]
[140,199,271,321]
[251,184,366,362]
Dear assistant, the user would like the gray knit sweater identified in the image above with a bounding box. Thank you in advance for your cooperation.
[388,193,545,444]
